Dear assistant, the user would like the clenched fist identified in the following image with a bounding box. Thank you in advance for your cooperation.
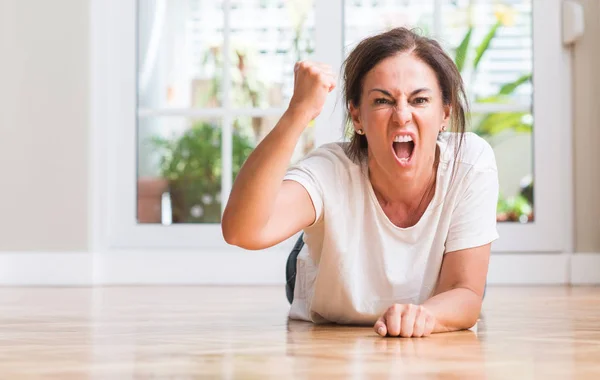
[288,61,336,122]
[374,304,437,338]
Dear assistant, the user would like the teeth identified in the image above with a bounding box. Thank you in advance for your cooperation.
[393,135,413,143]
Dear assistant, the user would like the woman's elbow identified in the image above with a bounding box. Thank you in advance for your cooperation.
[222,227,238,246]
[463,302,483,330]
[223,234,268,251]
[222,227,250,248]
[221,210,240,246]
[221,219,264,250]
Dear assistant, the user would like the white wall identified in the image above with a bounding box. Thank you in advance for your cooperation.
[0,0,89,251]
[573,0,600,252]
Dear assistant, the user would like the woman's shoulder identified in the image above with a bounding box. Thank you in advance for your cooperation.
[310,141,351,157]
[296,142,358,169]
[286,142,360,187]
[438,132,497,172]
[285,142,361,201]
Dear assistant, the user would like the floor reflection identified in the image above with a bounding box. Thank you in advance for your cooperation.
[285,319,487,379]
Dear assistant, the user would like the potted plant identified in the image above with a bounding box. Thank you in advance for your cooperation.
[149,121,254,223]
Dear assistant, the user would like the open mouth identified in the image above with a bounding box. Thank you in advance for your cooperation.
[392,135,415,164]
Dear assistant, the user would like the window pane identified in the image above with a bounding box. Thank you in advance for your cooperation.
[343,0,534,223]
[441,0,533,105]
[232,115,315,182]
[137,0,224,109]
[229,0,316,108]
[344,0,435,53]
[449,0,533,222]
[137,117,222,224]
[471,111,533,223]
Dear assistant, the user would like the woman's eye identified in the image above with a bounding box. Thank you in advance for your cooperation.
[414,97,429,104]
[375,98,391,105]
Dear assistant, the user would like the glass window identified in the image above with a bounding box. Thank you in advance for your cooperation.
[136,0,315,224]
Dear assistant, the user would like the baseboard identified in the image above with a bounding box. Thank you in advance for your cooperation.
[0,252,93,285]
[0,248,289,286]
[571,253,600,284]
[93,248,288,285]
[0,251,598,286]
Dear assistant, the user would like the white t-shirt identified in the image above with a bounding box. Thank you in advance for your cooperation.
[283,132,499,325]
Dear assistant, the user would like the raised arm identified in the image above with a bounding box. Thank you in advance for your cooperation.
[221,61,336,250]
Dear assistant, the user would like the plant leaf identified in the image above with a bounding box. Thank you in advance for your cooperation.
[473,112,531,137]
[476,73,532,103]
[455,27,473,73]
[476,95,510,104]
[473,21,500,71]
[498,73,532,95]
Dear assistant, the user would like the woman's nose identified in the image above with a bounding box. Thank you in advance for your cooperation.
[393,103,412,125]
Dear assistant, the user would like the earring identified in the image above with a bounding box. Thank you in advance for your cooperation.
[356,129,365,135]
[441,125,447,132]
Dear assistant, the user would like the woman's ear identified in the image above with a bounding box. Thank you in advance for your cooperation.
[443,104,451,124]
[349,103,362,131]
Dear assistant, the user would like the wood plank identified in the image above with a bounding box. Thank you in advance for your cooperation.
[0,286,598,378]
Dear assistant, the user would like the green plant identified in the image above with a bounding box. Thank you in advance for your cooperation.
[151,121,254,223]
[450,2,534,222]
[453,10,532,139]
[497,193,533,223]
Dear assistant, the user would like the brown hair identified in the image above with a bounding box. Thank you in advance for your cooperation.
[342,27,469,163]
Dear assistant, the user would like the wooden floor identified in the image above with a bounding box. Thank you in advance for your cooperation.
[1,286,599,379]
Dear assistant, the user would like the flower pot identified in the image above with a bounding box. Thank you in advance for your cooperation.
[137,177,168,223]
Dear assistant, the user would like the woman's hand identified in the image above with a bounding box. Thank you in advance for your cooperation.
[374,304,437,338]
[288,61,336,122]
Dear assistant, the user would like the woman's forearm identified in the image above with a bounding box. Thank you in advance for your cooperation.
[222,108,310,240]
[422,287,483,333]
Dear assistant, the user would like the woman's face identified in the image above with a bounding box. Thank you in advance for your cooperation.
[350,52,450,182]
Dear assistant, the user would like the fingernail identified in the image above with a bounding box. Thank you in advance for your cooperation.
[378,327,385,336]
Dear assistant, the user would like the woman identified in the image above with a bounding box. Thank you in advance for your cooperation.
[222,27,499,338]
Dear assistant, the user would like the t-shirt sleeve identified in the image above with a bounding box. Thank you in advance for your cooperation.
[445,142,500,253]
[283,144,339,227]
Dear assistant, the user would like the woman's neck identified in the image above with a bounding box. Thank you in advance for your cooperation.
[368,148,439,209]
